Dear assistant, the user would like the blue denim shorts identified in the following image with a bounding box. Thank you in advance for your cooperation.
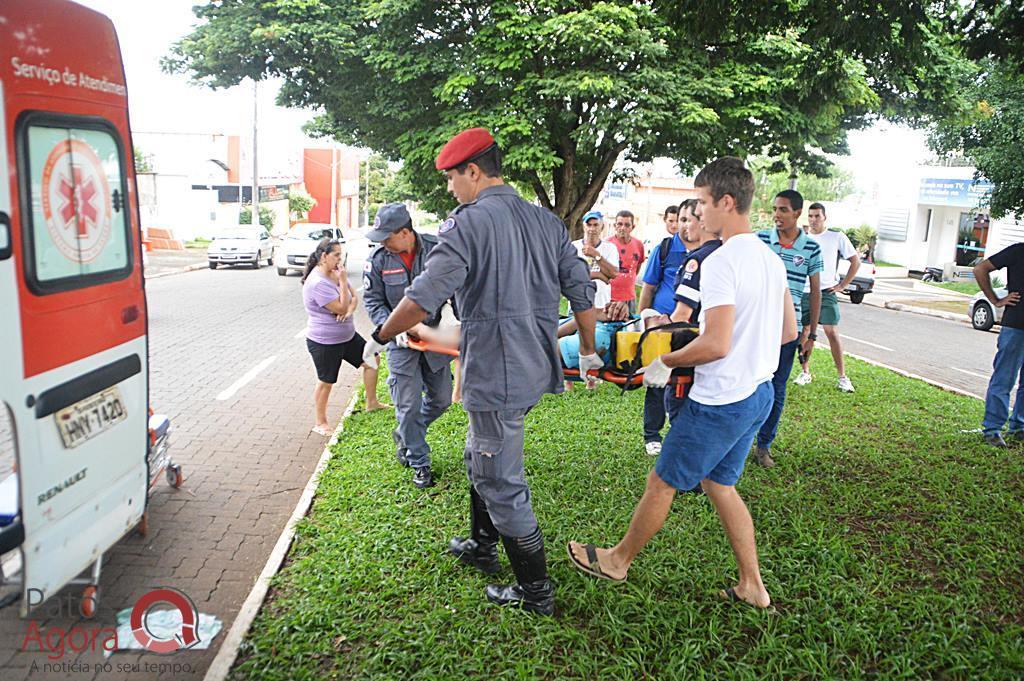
[655,381,773,490]
[559,322,615,368]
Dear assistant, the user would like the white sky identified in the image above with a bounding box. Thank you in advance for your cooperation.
[77,0,933,195]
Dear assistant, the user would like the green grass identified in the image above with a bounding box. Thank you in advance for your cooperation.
[230,354,1024,680]
[924,281,981,296]
[874,259,901,268]
[185,237,212,249]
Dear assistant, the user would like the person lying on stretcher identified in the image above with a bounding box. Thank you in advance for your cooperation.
[557,300,630,369]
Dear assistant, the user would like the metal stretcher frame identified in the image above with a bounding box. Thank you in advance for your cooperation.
[404,339,691,388]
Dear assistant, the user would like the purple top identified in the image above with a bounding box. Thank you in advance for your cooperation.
[303,269,356,345]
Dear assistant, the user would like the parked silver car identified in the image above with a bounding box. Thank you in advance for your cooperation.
[208,225,274,269]
[968,287,1006,331]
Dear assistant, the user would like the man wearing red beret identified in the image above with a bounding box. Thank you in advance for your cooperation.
[362,128,601,615]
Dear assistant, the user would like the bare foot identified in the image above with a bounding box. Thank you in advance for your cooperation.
[719,585,771,609]
[567,540,629,581]
[452,390,462,404]
[364,402,392,412]
[311,424,332,436]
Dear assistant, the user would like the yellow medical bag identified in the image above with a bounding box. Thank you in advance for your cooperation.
[614,330,675,367]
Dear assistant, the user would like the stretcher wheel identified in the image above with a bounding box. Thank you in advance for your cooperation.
[137,512,148,537]
[81,586,98,618]
[166,464,183,488]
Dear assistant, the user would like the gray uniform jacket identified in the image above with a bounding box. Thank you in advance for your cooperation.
[363,232,453,376]
[405,184,595,411]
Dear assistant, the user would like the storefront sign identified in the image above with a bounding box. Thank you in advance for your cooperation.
[919,178,994,207]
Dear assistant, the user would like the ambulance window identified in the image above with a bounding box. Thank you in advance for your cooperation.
[19,116,132,293]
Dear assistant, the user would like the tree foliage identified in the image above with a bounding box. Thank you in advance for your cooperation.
[288,189,316,218]
[166,1,965,228]
[931,61,1024,220]
[240,205,275,230]
[748,157,855,226]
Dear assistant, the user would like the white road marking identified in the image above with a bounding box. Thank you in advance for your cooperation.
[216,356,277,401]
[294,327,306,339]
[838,334,893,352]
[952,367,988,379]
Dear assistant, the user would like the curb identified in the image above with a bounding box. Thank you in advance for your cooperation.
[145,262,207,280]
[862,295,970,324]
[202,388,361,681]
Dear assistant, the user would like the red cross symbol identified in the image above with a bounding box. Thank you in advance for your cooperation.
[57,166,98,239]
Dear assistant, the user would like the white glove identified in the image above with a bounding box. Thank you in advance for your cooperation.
[579,353,604,385]
[641,356,672,388]
[395,332,410,349]
[639,308,661,321]
[362,335,387,369]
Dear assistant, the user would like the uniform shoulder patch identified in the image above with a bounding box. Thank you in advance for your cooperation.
[439,218,457,234]
[685,259,700,273]
[363,259,373,273]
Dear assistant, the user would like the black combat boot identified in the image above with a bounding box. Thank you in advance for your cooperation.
[484,528,554,616]
[412,466,435,488]
[448,488,501,574]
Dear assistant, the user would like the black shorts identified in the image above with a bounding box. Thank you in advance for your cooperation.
[306,335,366,384]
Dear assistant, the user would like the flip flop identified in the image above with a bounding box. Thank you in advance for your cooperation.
[566,542,626,583]
[311,425,333,436]
[718,587,775,612]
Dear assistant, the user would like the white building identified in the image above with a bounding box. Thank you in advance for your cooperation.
[874,164,1024,271]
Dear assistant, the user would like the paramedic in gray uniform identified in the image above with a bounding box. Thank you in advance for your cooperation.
[362,127,600,615]
[363,203,453,490]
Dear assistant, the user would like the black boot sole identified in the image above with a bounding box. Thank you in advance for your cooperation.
[484,588,554,616]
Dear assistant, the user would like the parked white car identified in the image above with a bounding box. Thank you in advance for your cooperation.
[968,287,1006,331]
[208,225,274,269]
[275,223,346,276]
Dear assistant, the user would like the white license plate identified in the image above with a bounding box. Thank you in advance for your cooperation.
[55,388,127,449]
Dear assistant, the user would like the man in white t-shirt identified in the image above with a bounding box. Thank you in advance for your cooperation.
[794,202,861,392]
[572,212,619,309]
[568,157,797,610]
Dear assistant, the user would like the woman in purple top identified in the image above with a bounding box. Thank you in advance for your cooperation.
[302,239,386,435]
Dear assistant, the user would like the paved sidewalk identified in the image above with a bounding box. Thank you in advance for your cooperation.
[144,248,209,278]
[0,265,375,681]
[863,278,973,323]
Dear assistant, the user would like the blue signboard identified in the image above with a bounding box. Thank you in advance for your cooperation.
[604,183,626,199]
[918,178,994,207]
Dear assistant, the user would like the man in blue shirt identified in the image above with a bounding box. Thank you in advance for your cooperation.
[637,209,688,455]
[754,190,822,467]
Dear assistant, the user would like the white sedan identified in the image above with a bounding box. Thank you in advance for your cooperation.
[207,226,274,269]
[275,223,346,276]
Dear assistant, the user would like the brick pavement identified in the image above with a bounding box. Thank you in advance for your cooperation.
[0,262,376,680]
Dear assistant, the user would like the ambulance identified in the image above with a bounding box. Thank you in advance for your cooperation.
[0,0,155,616]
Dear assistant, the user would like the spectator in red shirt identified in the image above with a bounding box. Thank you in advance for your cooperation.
[608,210,646,315]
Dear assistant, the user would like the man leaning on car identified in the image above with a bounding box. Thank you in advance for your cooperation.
[975,244,1024,447]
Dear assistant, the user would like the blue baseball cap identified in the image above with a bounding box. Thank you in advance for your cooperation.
[365,203,412,241]
[582,211,603,223]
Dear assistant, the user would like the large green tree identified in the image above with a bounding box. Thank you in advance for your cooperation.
[929,2,1024,220]
[166,1,963,232]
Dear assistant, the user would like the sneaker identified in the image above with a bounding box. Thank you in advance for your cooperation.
[837,376,855,393]
[645,441,662,456]
[984,433,1008,448]
[413,466,435,488]
[794,371,813,386]
[753,447,776,468]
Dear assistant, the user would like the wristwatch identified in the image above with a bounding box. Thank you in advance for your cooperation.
[594,254,603,262]
[807,333,817,341]
[371,325,389,345]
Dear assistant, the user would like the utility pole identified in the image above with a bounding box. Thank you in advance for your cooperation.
[788,167,798,191]
[363,154,370,228]
[330,146,337,226]
[251,79,259,227]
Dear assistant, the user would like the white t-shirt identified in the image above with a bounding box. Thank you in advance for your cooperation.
[691,233,788,406]
[804,229,857,290]
[572,239,619,309]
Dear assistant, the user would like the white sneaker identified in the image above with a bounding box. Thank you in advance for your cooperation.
[645,441,662,456]
[794,371,813,386]
[837,376,855,392]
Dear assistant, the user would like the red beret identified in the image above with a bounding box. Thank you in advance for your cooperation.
[435,127,495,171]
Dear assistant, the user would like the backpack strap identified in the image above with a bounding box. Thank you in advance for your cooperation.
[658,236,673,267]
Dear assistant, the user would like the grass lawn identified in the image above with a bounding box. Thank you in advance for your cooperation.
[231,354,1023,680]
[924,281,982,296]
[874,259,902,268]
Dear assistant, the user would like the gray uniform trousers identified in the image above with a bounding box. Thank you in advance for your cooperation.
[464,408,536,537]
[388,353,453,470]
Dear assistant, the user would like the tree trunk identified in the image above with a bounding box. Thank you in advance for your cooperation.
[552,141,628,240]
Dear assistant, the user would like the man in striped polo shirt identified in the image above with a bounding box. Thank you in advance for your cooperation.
[754,190,822,467]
